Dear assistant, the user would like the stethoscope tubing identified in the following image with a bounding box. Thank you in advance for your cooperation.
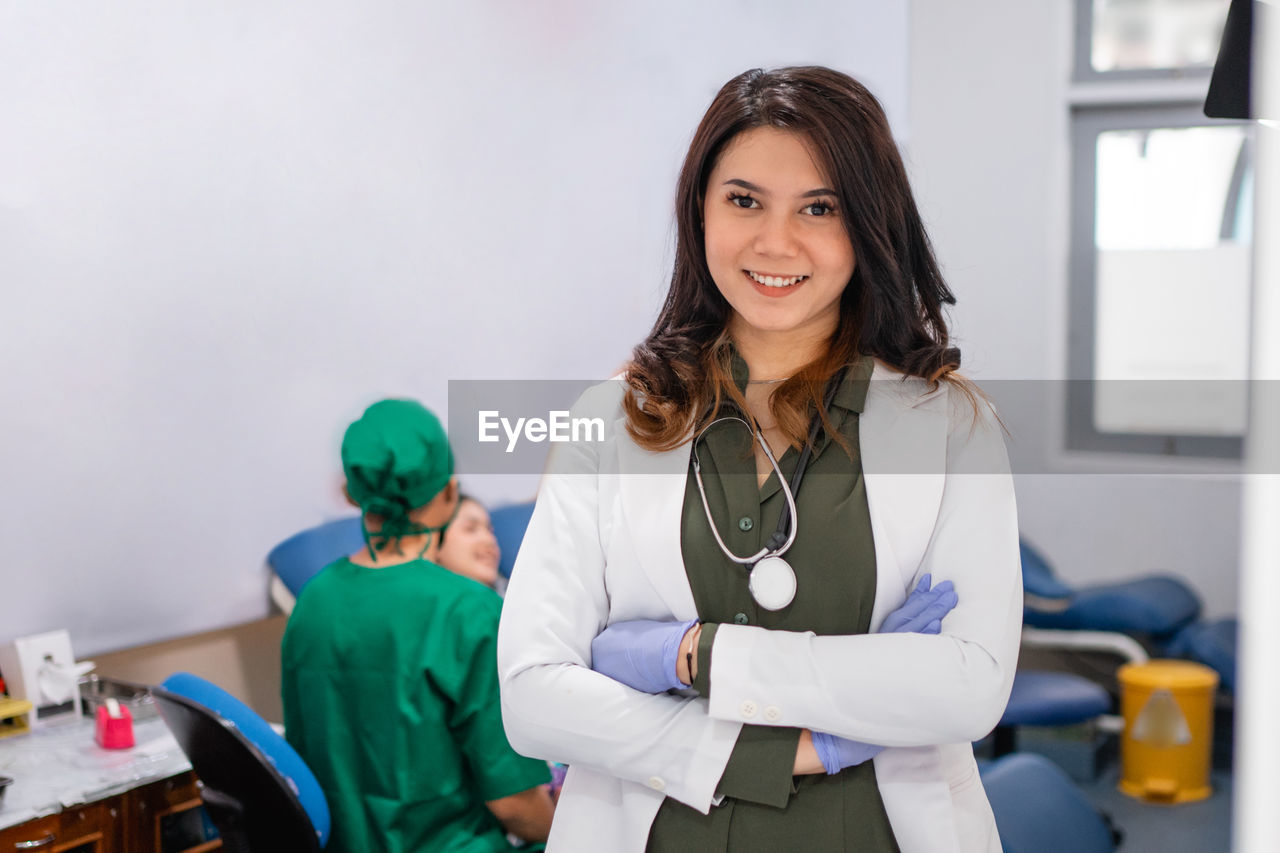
[691,415,799,565]
[689,367,846,568]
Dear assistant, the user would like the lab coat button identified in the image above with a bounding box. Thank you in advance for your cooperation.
[738,516,754,531]
[648,776,665,791]
[740,700,758,719]
[763,705,782,722]
[733,612,749,624]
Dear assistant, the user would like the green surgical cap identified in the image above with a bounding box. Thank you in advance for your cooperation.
[341,399,454,544]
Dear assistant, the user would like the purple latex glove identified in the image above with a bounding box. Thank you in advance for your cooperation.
[879,573,957,634]
[811,731,882,774]
[590,618,700,693]
[813,573,959,774]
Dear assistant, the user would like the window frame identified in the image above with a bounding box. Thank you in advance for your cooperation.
[1067,0,1252,460]
[1074,0,1224,83]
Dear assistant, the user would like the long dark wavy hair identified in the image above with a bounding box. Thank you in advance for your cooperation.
[623,66,965,452]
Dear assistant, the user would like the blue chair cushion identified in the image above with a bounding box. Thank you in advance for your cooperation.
[162,673,330,847]
[1001,671,1111,727]
[980,753,1116,853]
[1023,576,1201,637]
[268,517,365,597]
[1165,618,1237,693]
[490,501,536,579]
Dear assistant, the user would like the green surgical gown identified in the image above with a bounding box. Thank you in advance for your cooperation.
[282,557,550,853]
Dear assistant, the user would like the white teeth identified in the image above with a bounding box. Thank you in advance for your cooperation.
[748,271,808,287]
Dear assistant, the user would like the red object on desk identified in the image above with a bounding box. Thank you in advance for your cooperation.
[95,701,135,749]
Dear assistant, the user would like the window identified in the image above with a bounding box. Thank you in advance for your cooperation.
[1067,0,1253,457]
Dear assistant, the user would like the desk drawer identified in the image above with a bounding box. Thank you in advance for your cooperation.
[0,814,60,851]
[0,796,123,853]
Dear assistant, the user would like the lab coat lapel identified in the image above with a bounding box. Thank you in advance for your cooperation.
[862,362,948,630]
[614,416,699,620]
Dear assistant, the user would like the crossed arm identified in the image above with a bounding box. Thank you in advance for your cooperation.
[496,388,1021,811]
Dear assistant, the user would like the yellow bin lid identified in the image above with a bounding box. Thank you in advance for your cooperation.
[1118,659,1219,690]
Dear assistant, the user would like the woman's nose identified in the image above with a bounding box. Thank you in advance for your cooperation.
[752,212,800,258]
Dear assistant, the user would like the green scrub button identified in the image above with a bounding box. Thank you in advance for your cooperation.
[738,517,754,532]
[734,612,749,624]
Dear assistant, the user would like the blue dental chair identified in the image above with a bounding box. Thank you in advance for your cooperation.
[989,540,1153,762]
[993,670,1112,757]
[490,500,536,580]
[1019,538,1235,693]
[981,753,1119,853]
[266,501,540,612]
[1000,538,1237,775]
[1020,539,1201,640]
[152,672,330,852]
[267,516,365,615]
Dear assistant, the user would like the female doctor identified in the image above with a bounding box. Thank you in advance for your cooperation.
[497,66,1022,852]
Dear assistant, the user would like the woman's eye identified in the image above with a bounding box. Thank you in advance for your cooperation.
[802,201,836,216]
[728,193,758,209]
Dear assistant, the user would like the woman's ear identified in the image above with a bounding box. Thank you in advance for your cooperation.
[341,480,360,509]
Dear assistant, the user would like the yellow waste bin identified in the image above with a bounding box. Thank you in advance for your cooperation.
[1117,660,1218,803]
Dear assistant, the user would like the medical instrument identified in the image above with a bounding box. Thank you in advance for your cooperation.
[690,370,844,610]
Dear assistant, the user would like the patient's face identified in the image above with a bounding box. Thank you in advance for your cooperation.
[437,499,500,587]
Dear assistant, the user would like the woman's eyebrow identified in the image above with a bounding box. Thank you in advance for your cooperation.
[722,179,837,198]
[724,178,765,193]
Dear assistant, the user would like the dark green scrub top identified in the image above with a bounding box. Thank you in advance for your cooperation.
[282,557,551,853]
[647,354,900,853]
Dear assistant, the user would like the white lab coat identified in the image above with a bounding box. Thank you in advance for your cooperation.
[497,361,1022,853]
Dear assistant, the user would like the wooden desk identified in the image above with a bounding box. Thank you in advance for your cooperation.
[0,715,219,852]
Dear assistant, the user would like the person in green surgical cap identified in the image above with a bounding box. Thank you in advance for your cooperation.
[281,398,554,853]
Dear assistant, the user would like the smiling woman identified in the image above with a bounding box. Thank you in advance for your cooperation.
[623,66,963,457]
[704,127,855,340]
[498,66,1021,853]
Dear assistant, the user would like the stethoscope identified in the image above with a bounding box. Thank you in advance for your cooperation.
[690,370,844,611]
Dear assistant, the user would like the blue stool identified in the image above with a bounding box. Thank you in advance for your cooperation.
[981,753,1119,853]
[993,670,1112,757]
[267,516,365,614]
[153,673,330,852]
[490,500,536,580]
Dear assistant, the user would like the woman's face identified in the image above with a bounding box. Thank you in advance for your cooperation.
[702,127,855,343]
[436,498,500,587]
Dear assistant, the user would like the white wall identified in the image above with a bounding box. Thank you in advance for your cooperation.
[907,0,1241,618]
[0,1,910,654]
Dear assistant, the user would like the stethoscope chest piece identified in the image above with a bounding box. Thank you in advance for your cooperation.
[693,369,844,617]
[748,556,796,611]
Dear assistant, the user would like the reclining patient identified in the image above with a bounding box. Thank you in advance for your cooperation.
[437,493,503,591]
[282,398,554,852]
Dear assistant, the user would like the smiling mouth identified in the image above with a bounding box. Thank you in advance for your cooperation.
[745,270,810,288]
